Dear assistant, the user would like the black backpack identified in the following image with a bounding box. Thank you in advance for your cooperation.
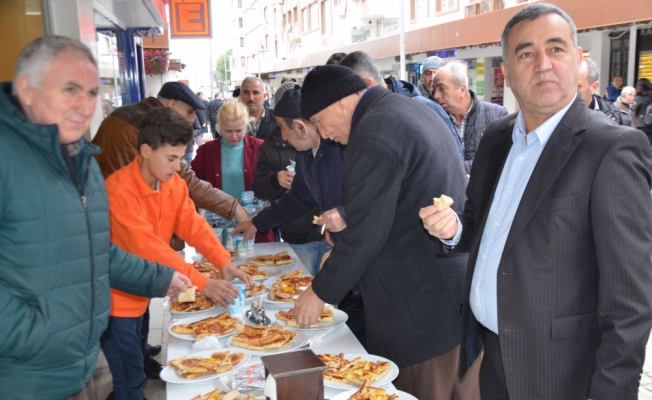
[636,101,652,127]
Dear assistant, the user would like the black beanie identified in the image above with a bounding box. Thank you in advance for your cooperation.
[274,86,302,119]
[300,65,367,119]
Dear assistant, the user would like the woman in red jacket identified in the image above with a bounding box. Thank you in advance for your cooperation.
[192,100,273,242]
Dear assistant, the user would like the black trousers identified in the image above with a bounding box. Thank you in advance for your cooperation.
[480,329,510,400]
[338,289,366,348]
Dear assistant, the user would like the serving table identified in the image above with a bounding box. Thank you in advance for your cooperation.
[166,242,393,400]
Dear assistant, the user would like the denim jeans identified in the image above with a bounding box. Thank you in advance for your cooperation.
[290,240,332,275]
[100,315,148,400]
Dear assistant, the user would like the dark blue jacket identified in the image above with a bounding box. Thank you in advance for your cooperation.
[253,140,346,243]
[385,76,464,160]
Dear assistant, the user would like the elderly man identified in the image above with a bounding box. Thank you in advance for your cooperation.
[92,82,251,230]
[417,55,442,97]
[432,61,508,173]
[578,58,633,127]
[0,35,189,400]
[294,65,473,399]
[234,86,367,345]
[614,86,638,128]
[339,51,464,160]
[420,4,652,399]
[240,76,278,140]
[251,82,324,274]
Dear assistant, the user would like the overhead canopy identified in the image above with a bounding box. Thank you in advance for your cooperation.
[93,0,166,30]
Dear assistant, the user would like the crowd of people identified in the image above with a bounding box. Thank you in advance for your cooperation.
[2,3,652,400]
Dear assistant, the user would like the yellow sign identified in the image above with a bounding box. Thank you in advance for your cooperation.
[476,61,485,76]
[170,0,211,38]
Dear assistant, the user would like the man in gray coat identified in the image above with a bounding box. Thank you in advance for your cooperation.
[433,61,508,173]
[294,65,477,399]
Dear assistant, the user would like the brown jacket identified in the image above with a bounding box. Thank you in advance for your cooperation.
[92,97,239,220]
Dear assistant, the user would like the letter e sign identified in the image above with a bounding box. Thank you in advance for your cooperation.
[170,0,211,38]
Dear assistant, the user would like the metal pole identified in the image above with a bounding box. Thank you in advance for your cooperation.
[223,50,227,96]
[399,0,406,81]
[627,24,637,87]
[209,38,214,98]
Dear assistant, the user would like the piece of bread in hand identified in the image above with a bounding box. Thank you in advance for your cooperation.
[433,194,454,211]
[177,285,198,303]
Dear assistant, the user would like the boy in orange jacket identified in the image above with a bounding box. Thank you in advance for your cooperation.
[102,107,252,399]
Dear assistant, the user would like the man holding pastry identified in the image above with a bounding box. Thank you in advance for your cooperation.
[233,86,367,346]
[293,65,474,399]
[420,4,652,399]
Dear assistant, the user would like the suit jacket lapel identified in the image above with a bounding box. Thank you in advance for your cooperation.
[502,97,587,256]
[475,119,515,242]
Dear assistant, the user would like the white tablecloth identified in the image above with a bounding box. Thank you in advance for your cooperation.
[166,242,389,399]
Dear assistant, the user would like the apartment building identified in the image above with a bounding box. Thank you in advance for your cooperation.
[228,0,652,111]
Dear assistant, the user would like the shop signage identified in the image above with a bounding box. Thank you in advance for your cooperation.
[428,49,457,59]
[170,0,212,38]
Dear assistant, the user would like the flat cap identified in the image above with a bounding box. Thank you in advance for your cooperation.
[158,82,205,110]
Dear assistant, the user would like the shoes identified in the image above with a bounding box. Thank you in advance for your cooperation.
[145,360,164,380]
[148,344,162,357]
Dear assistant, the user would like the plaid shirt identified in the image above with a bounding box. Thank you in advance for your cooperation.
[246,108,265,136]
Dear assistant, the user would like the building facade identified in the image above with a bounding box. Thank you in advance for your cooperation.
[230,0,652,111]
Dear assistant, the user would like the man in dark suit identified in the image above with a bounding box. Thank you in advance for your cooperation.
[206,95,224,137]
[420,4,652,400]
[294,65,475,399]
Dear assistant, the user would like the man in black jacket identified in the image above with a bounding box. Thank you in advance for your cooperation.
[240,76,278,140]
[294,65,476,399]
[578,58,633,127]
[206,95,224,137]
[252,82,325,274]
[195,91,209,133]
[433,61,508,174]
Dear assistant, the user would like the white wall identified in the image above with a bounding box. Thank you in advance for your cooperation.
[144,71,178,97]
[578,31,610,94]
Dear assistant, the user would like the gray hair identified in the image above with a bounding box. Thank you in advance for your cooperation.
[620,86,636,97]
[242,76,265,89]
[437,61,469,89]
[339,51,384,86]
[13,35,97,95]
[501,3,577,62]
[581,58,600,84]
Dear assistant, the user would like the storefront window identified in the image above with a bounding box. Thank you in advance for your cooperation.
[96,31,122,117]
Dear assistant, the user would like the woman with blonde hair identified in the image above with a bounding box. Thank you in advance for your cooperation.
[192,100,273,241]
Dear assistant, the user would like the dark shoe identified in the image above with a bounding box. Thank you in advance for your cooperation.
[145,360,163,380]
[105,392,116,400]
[148,344,162,357]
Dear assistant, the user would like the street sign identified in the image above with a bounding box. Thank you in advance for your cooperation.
[170,0,212,38]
